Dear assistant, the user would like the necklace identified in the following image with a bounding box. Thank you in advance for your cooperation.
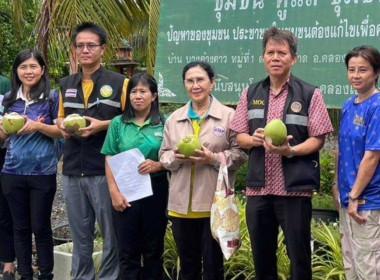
[192,96,211,117]
[193,102,210,117]
[355,87,378,103]
[195,106,209,117]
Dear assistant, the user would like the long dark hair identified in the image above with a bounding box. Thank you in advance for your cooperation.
[122,72,164,125]
[3,49,50,109]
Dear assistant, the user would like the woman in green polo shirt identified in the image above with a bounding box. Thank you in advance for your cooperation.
[101,73,168,280]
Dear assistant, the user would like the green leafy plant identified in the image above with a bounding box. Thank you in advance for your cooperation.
[160,103,182,116]
[163,221,180,280]
[234,162,248,194]
[312,193,336,210]
[276,230,291,280]
[163,198,345,280]
[319,149,336,196]
[224,198,256,280]
[312,221,345,280]
[225,197,291,280]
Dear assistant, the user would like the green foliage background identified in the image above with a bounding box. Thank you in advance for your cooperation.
[163,199,344,280]
[0,0,39,77]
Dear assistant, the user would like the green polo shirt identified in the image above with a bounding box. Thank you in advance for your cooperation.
[101,115,165,177]
[0,75,10,96]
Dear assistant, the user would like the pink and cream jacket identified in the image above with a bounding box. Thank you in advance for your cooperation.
[159,96,247,214]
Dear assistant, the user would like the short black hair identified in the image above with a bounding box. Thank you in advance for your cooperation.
[122,72,164,125]
[262,26,298,58]
[71,22,107,46]
[182,61,216,82]
[345,45,380,84]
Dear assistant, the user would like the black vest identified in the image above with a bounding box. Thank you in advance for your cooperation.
[60,66,125,176]
[247,75,320,192]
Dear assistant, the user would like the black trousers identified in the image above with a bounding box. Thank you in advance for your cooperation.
[112,175,169,280]
[1,174,56,280]
[0,179,15,263]
[171,217,224,280]
[0,148,14,263]
[246,195,312,280]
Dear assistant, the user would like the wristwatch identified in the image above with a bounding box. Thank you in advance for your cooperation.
[286,147,295,159]
[348,192,358,203]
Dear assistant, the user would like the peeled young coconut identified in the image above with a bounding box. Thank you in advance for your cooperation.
[177,135,202,157]
[2,112,25,134]
[264,119,287,146]
[63,114,86,135]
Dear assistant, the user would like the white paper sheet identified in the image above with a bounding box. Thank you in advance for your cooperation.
[107,148,153,203]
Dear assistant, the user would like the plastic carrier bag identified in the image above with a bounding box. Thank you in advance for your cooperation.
[210,153,241,260]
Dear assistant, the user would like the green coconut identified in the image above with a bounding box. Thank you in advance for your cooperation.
[177,135,202,157]
[264,119,287,146]
[2,112,25,134]
[63,114,86,135]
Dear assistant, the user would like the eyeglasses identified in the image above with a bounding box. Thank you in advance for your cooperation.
[75,43,103,52]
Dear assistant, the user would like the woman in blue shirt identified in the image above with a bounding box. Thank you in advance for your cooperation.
[0,49,61,280]
[334,45,380,280]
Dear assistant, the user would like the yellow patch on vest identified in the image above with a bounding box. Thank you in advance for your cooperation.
[252,100,264,106]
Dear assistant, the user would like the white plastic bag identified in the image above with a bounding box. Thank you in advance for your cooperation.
[210,153,240,260]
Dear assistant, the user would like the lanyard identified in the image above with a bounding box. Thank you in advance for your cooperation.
[192,118,204,137]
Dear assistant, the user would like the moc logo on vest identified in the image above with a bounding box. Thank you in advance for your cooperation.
[252,100,264,106]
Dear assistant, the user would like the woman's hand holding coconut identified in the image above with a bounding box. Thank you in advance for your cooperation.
[174,146,218,165]
[159,61,248,279]
[0,120,8,137]
[0,49,61,280]
[188,145,218,165]
[16,115,45,135]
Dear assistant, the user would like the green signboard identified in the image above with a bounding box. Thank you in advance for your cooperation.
[155,0,380,107]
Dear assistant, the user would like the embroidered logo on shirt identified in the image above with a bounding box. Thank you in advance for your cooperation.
[65,89,77,98]
[252,100,265,106]
[291,102,302,113]
[100,85,113,98]
[353,114,365,127]
[213,125,226,137]
[154,131,163,137]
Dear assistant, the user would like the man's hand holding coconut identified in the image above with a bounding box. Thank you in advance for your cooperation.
[78,116,111,138]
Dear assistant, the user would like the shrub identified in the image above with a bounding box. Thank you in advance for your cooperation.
[312,221,345,279]
[319,149,336,196]
[163,199,345,280]
[160,103,182,116]
[234,162,248,194]
[312,193,336,210]
[163,221,180,280]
